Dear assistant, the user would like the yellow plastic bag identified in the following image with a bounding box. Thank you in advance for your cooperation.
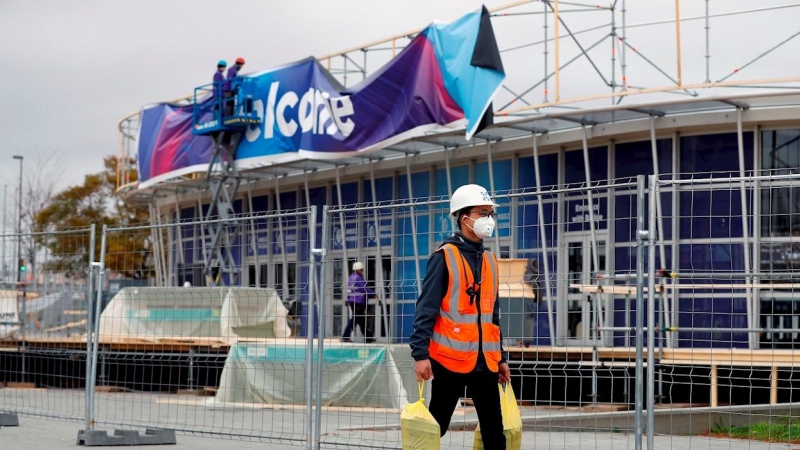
[401,381,440,450]
[473,383,523,450]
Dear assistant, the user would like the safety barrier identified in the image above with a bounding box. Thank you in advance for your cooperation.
[4,175,800,449]
[0,226,95,427]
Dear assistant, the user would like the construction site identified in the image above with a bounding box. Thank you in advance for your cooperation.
[4,1,800,449]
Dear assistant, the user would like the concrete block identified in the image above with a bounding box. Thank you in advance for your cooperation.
[76,428,176,446]
[0,412,19,427]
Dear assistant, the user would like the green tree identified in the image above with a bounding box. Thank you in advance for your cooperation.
[35,156,150,278]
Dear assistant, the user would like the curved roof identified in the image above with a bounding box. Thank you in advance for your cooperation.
[118,0,800,200]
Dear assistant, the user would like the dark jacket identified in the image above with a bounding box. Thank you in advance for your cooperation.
[409,232,507,371]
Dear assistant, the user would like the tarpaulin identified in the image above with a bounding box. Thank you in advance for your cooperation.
[137,6,504,188]
[98,287,291,342]
[215,342,419,409]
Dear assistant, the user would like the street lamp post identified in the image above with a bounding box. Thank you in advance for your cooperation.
[2,184,6,284]
[13,156,24,347]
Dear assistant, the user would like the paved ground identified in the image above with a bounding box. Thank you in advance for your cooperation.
[1,389,795,449]
[3,416,795,450]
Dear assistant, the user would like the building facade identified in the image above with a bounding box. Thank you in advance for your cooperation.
[135,94,800,350]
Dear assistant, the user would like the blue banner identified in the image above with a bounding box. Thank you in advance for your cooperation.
[137,6,504,188]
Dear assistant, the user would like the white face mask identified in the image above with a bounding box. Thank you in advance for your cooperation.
[467,216,495,239]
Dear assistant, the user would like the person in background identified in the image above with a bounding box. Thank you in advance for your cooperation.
[213,60,227,114]
[342,261,375,343]
[409,183,510,447]
[223,57,245,116]
[523,257,542,347]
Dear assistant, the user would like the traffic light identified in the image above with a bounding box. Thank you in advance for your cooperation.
[19,258,26,273]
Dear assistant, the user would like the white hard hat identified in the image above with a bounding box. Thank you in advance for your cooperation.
[352,261,364,271]
[449,184,498,216]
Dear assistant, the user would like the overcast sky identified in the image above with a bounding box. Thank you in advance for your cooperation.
[0,0,798,208]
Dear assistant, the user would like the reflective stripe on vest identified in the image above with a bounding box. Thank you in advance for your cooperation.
[429,244,502,373]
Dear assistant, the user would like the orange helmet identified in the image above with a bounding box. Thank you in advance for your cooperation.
[235,57,245,64]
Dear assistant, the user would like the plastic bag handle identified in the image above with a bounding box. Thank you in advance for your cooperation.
[418,381,425,401]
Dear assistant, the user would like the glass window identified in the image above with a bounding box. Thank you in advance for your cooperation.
[679,243,744,272]
[335,181,359,205]
[760,242,800,276]
[761,185,800,238]
[680,133,753,178]
[762,130,800,172]
[564,147,607,185]
[251,195,269,211]
[300,186,326,221]
[248,265,256,287]
[614,245,672,272]
[276,191,297,210]
[333,259,343,298]
[518,153,558,188]
[679,190,747,239]
[614,139,672,178]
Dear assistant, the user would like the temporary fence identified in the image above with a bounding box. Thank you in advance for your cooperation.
[634,171,800,450]
[4,175,800,449]
[0,225,95,425]
[314,176,649,449]
[81,207,318,445]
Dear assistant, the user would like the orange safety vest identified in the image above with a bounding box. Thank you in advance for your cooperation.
[428,243,502,373]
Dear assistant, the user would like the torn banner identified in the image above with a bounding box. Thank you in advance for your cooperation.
[137,6,504,189]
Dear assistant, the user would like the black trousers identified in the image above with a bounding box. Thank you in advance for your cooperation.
[343,302,372,340]
[429,358,505,447]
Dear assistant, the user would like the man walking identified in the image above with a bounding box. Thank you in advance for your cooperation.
[410,184,510,446]
[342,261,375,343]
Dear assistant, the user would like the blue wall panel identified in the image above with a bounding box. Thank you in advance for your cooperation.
[517,202,557,250]
[476,159,513,237]
[677,298,749,348]
[435,165,469,196]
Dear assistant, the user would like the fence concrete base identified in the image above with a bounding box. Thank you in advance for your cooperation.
[0,412,19,427]
[76,429,177,446]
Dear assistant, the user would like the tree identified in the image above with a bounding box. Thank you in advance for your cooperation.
[3,153,64,284]
[35,156,150,279]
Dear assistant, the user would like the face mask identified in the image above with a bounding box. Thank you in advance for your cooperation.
[468,216,495,239]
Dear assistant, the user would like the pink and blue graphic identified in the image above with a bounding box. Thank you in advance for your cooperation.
[138,6,504,188]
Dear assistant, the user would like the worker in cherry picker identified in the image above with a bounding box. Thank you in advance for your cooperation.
[213,60,227,114]
[223,57,246,116]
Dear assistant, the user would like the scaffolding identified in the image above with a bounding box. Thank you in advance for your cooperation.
[114,0,800,294]
[191,79,260,287]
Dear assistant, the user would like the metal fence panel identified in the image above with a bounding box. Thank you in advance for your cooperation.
[0,226,94,424]
[89,208,316,446]
[317,178,648,449]
[644,172,800,447]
